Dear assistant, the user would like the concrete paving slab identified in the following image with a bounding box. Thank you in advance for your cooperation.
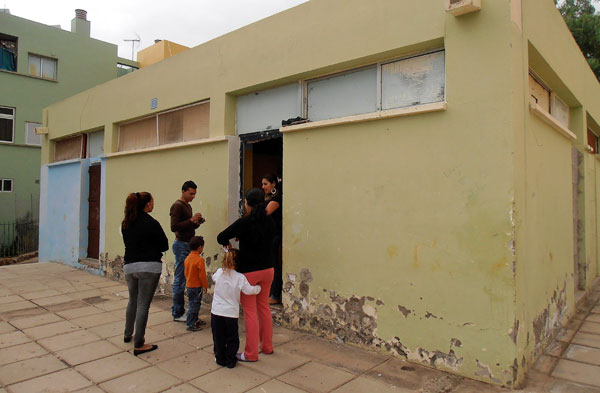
[38,329,101,352]
[572,331,600,349]
[189,364,270,393]
[43,299,88,311]
[99,366,182,393]
[580,321,600,335]
[67,289,104,300]
[151,321,191,338]
[0,330,31,348]
[279,335,388,375]
[156,349,221,380]
[241,348,309,377]
[55,305,105,319]
[532,355,558,374]
[0,306,47,320]
[71,311,122,328]
[6,368,92,393]
[72,386,106,393]
[0,353,66,385]
[23,320,81,340]
[161,384,203,393]
[556,328,577,343]
[89,280,123,289]
[94,299,129,311]
[56,339,124,366]
[31,294,76,307]
[0,321,15,334]
[0,342,48,366]
[87,320,127,339]
[246,379,310,393]
[552,358,600,387]
[147,310,175,326]
[8,312,64,330]
[589,313,600,323]
[331,375,414,393]
[564,343,600,366]
[0,295,21,304]
[133,338,196,364]
[0,300,37,313]
[278,361,355,393]
[174,329,214,350]
[540,379,600,393]
[20,289,63,300]
[75,352,150,383]
[272,325,305,347]
[365,357,441,391]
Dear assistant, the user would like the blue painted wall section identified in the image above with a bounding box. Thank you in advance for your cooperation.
[39,159,94,267]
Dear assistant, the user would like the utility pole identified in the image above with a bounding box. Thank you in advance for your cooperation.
[124,38,140,61]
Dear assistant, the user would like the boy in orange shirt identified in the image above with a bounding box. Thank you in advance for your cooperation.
[184,236,208,331]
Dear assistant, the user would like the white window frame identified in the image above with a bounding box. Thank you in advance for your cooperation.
[0,105,15,144]
[25,121,42,146]
[28,53,58,80]
[0,178,13,192]
[302,48,446,119]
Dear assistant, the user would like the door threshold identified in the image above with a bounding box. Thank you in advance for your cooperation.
[79,258,100,269]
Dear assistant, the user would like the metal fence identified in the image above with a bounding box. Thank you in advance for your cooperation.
[0,220,39,258]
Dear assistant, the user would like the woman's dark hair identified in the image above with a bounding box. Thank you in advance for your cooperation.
[122,192,152,229]
[262,173,282,201]
[245,188,269,241]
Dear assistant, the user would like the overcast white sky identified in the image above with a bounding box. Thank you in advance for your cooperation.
[3,0,309,60]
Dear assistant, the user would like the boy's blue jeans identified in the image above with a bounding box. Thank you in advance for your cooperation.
[186,287,203,327]
[172,240,190,318]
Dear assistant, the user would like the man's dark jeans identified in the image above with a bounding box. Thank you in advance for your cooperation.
[172,240,190,318]
[124,272,161,348]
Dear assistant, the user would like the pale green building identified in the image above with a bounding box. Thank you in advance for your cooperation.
[0,9,136,226]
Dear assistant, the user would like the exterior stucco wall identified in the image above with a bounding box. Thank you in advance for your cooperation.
[512,0,600,381]
[100,140,233,285]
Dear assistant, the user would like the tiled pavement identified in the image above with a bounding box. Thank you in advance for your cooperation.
[0,262,599,393]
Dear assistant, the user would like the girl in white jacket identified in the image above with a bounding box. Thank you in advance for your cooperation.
[211,249,261,368]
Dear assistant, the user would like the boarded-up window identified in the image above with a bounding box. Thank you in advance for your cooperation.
[237,83,301,135]
[158,102,210,144]
[551,93,569,128]
[55,135,83,162]
[25,122,42,146]
[118,116,157,152]
[529,74,550,112]
[588,129,599,154]
[87,130,104,158]
[307,66,378,122]
[119,101,209,152]
[381,51,445,110]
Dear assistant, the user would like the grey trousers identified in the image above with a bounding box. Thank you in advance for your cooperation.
[124,272,161,348]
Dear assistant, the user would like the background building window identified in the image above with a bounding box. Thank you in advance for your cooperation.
[0,106,14,143]
[28,54,57,80]
[0,33,17,72]
[25,122,42,146]
[0,179,13,192]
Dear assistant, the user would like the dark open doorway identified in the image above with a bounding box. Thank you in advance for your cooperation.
[87,164,101,259]
[240,130,282,202]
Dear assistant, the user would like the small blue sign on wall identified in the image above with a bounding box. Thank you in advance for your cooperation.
[151,98,158,110]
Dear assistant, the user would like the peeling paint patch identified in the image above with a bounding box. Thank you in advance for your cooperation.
[508,319,519,344]
[397,305,411,318]
[475,360,502,384]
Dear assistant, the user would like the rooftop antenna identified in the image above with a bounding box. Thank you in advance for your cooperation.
[123,32,141,61]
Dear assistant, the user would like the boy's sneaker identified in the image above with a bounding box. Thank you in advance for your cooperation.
[173,314,186,322]
[186,320,203,331]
